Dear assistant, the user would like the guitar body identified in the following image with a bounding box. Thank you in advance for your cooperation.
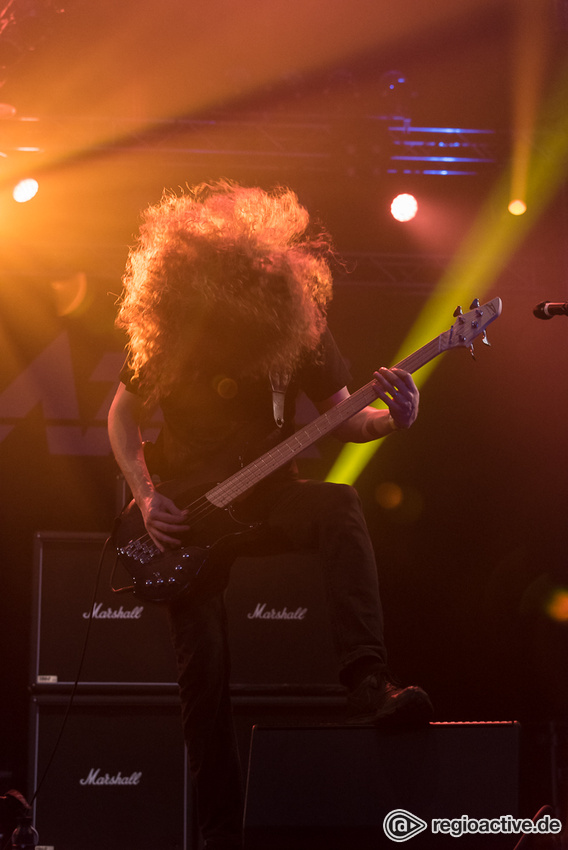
[114,480,261,603]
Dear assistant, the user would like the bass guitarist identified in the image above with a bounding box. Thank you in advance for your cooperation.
[108,180,433,850]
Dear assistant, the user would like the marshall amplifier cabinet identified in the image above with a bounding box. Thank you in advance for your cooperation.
[31,532,179,688]
[225,551,338,687]
[32,533,338,690]
[29,694,195,850]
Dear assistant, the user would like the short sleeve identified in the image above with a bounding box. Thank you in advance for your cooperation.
[298,327,352,403]
[119,360,140,394]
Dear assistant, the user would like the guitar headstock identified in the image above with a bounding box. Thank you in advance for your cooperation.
[443,297,502,353]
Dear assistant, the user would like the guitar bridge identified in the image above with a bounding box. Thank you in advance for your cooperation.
[119,538,161,564]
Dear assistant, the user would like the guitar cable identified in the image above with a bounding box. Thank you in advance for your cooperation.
[0,533,114,850]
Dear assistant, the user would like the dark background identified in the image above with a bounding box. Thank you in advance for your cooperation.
[1,0,568,828]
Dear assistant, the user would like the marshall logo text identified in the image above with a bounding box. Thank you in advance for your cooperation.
[247,603,307,620]
[79,769,142,786]
[82,602,144,620]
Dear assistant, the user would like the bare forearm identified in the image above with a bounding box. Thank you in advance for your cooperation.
[333,407,397,443]
[108,384,191,549]
[108,387,155,505]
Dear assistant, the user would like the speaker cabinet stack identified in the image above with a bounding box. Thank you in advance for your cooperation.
[29,532,345,849]
[29,532,193,850]
[29,533,531,850]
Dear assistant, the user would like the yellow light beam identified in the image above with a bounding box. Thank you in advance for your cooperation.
[510,0,551,207]
[327,56,568,486]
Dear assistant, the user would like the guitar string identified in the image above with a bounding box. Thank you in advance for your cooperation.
[130,443,298,549]
[127,335,447,552]
[128,384,381,550]
[139,400,337,544]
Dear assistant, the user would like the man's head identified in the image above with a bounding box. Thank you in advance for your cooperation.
[117,180,335,405]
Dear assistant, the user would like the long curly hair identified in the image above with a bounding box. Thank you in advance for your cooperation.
[116,180,335,407]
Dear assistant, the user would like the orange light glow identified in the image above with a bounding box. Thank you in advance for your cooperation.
[374,482,423,523]
[375,482,403,510]
[50,272,89,317]
[546,589,568,623]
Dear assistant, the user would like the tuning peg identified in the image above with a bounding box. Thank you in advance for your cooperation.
[453,306,465,324]
[482,330,491,346]
[469,298,480,309]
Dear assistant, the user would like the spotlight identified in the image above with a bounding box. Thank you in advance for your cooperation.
[508,199,527,216]
[390,193,418,222]
[13,178,39,203]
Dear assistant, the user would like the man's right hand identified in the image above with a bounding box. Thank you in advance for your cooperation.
[139,490,190,551]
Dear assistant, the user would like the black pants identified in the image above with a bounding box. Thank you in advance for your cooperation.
[167,478,387,849]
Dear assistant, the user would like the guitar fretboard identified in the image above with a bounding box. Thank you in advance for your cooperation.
[206,332,448,508]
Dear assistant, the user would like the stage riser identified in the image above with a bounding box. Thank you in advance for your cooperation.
[244,723,521,850]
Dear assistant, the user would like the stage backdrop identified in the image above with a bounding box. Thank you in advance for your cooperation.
[1,183,568,797]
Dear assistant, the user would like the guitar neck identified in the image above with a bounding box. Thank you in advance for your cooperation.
[206,332,448,508]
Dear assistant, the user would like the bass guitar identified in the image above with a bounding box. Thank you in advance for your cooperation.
[113,297,502,602]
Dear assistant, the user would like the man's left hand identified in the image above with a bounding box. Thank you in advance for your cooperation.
[373,367,419,430]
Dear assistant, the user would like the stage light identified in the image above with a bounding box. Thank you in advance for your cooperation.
[509,0,550,229]
[13,178,39,203]
[390,193,418,222]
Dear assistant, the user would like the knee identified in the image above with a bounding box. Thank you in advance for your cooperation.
[315,483,366,530]
[322,482,363,513]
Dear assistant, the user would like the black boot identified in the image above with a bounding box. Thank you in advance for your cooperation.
[346,673,433,727]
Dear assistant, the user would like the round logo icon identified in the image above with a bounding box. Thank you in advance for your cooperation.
[383,809,428,842]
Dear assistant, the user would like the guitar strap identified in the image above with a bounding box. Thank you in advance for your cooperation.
[269,371,291,428]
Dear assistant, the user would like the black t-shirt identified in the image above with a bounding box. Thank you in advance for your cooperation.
[121,326,351,480]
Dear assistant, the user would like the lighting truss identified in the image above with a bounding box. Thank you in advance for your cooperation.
[0,112,503,178]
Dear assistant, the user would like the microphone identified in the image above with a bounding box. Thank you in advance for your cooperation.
[533,301,568,320]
